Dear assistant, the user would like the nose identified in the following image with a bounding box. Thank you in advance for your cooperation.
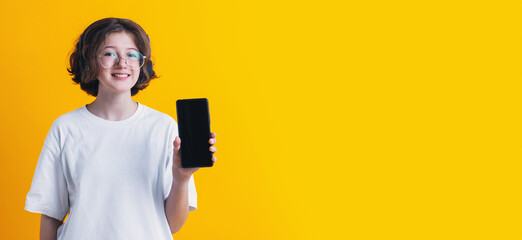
[115,56,128,68]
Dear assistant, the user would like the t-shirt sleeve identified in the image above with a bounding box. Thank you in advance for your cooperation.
[164,118,198,211]
[25,122,70,221]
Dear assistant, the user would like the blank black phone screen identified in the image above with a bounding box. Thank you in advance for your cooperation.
[176,98,213,168]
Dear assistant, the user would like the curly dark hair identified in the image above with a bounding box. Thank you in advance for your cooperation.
[68,18,157,97]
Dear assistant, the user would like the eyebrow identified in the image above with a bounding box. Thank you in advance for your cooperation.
[103,46,139,51]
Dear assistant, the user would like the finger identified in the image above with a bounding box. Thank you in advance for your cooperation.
[211,132,216,138]
[174,136,181,153]
[212,156,217,162]
[209,146,217,153]
[209,138,216,145]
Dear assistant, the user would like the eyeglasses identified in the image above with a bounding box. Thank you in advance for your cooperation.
[98,50,146,69]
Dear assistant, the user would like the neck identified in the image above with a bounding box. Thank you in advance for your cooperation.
[86,91,138,121]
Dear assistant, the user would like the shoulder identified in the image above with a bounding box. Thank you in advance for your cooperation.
[42,106,86,148]
[48,106,86,131]
[139,104,179,138]
[139,104,177,127]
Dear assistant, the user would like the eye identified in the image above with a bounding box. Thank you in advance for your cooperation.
[103,52,118,58]
[127,51,142,60]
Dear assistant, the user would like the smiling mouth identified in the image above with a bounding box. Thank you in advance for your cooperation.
[112,74,130,78]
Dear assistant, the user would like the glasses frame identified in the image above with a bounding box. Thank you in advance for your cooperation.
[98,51,147,70]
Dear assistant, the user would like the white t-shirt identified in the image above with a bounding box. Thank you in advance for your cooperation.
[25,102,197,240]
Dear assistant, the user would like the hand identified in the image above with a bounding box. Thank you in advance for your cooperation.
[172,132,218,183]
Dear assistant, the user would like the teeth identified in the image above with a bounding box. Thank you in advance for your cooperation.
[113,74,129,77]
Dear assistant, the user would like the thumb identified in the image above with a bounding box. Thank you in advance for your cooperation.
[174,136,181,154]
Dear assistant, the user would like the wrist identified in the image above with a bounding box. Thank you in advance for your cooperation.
[171,179,190,193]
[172,172,191,185]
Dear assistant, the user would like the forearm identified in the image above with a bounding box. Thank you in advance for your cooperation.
[164,177,190,234]
[40,214,62,240]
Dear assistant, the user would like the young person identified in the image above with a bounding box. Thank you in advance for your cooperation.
[24,17,217,240]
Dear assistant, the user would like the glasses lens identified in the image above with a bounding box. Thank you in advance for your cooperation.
[100,51,118,68]
[126,51,145,69]
[99,50,145,69]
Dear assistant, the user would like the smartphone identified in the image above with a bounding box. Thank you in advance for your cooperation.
[176,98,213,168]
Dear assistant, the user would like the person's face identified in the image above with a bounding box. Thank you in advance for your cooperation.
[97,32,141,96]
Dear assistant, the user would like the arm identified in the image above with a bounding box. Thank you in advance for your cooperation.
[164,178,191,234]
[165,134,217,234]
[40,214,62,240]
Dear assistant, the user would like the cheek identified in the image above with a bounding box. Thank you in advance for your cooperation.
[133,70,141,82]
[97,69,111,80]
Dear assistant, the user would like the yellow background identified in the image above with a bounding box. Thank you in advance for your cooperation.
[1,0,520,239]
